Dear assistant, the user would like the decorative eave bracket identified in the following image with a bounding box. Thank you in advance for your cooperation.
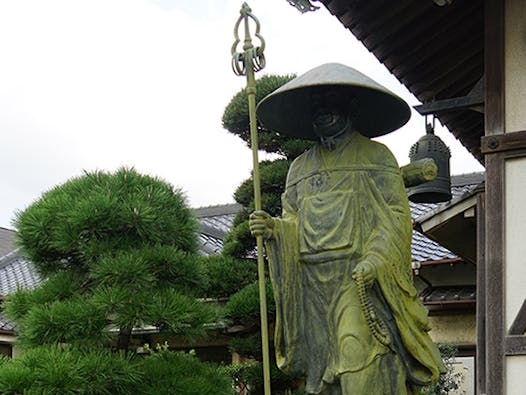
[286,0,320,13]
[414,76,485,115]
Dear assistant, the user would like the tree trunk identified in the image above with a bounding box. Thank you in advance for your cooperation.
[117,327,132,352]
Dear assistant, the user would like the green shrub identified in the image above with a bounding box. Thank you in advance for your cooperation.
[18,298,108,347]
[223,281,275,325]
[222,221,256,259]
[136,351,233,395]
[229,333,262,360]
[4,272,83,321]
[143,288,216,340]
[0,346,141,395]
[418,343,466,395]
[199,255,257,298]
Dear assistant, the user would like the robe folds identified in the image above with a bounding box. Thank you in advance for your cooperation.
[265,132,445,394]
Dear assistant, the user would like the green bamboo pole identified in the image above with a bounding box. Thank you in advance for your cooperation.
[231,4,271,395]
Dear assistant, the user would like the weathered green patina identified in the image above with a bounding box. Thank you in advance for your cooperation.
[250,63,445,395]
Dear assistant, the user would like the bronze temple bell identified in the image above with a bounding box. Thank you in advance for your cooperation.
[407,120,452,203]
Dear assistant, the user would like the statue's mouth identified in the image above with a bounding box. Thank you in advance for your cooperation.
[313,110,348,138]
[313,112,337,129]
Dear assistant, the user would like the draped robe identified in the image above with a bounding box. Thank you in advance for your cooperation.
[265,132,444,394]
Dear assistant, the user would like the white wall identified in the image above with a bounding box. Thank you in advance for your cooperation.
[504,157,526,331]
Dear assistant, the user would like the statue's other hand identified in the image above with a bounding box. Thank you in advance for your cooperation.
[249,210,275,240]
[352,261,377,287]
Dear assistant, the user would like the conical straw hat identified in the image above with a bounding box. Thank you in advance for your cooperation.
[256,63,411,139]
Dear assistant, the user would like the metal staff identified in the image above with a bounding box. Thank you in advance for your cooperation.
[231,4,271,395]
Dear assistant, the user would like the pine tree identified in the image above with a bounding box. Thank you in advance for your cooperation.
[0,168,233,394]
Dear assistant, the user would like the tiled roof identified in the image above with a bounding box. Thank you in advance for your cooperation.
[0,250,41,296]
[0,311,16,334]
[0,228,16,257]
[409,172,484,221]
[195,204,241,256]
[409,172,484,263]
[411,231,457,262]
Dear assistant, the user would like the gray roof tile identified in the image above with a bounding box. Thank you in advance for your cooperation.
[0,228,16,257]
[411,231,457,262]
[0,311,16,333]
[196,204,240,256]
[409,172,484,262]
[0,251,42,296]
[409,183,481,221]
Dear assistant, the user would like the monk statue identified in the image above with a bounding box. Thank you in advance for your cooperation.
[250,63,445,395]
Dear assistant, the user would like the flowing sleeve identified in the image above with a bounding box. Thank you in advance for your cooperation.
[361,144,415,296]
[360,142,445,385]
[264,177,306,375]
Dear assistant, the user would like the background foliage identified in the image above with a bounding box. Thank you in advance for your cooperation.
[418,344,466,395]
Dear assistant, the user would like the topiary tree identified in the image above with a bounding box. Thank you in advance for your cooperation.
[222,74,311,158]
[221,74,313,259]
[197,255,258,299]
[1,167,233,394]
[221,75,312,394]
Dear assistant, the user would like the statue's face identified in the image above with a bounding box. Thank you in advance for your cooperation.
[311,90,350,138]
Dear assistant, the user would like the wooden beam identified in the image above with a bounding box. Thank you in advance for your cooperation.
[414,95,484,115]
[481,130,526,154]
[418,195,477,233]
[505,335,526,356]
[476,192,486,394]
[483,0,505,393]
[485,0,505,136]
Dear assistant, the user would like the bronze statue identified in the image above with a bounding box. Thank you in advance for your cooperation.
[250,63,445,394]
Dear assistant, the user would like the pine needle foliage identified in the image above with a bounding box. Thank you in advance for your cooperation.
[14,167,198,276]
[233,159,290,215]
[143,288,215,339]
[3,167,231,393]
[223,280,275,326]
[221,220,255,259]
[4,271,85,329]
[18,297,108,347]
[0,346,141,395]
[222,74,313,159]
[198,255,257,298]
[136,351,234,395]
[229,333,262,360]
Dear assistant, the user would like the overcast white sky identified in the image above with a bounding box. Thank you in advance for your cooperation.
[0,0,483,229]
